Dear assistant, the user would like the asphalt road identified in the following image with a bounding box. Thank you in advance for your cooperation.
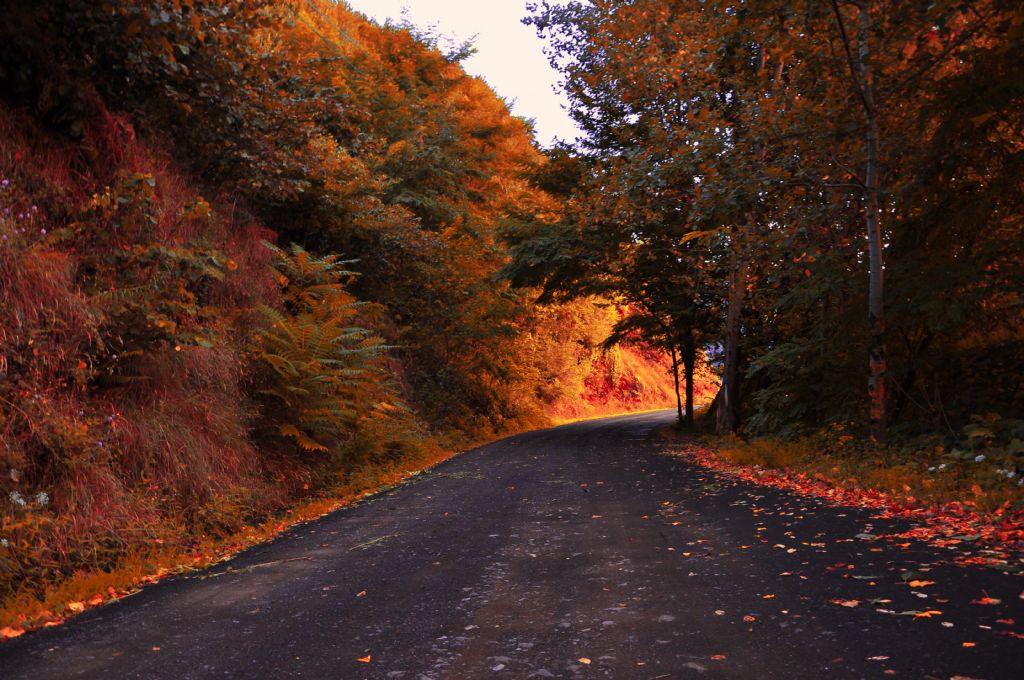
[2,410,1022,679]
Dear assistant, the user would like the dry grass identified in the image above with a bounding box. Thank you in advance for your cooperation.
[713,430,1024,513]
[0,433,457,635]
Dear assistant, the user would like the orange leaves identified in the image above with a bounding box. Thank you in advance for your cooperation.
[907,580,935,588]
[356,655,372,663]
[578,657,592,665]
[831,599,861,608]
[912,610,943,619]
[970,597,1001,605]
[0,626,25,639]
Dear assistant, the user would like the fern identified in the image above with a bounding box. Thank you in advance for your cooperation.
[255,243,395,454]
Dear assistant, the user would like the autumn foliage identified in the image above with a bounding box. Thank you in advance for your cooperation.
[0,0,686,624]
[515,1,1022,447]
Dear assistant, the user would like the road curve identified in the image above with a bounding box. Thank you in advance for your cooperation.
[1,410,1022,679]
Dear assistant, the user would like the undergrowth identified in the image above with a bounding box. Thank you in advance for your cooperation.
[709,416,1024,513]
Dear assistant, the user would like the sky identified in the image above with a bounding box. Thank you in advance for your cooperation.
[343,0,579,147]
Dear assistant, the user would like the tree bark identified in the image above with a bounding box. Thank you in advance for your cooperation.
[668,337,684,424]
[717,231,747,435]
[682,328,696,428]
[857,3,887,444]
[831,0,888,443]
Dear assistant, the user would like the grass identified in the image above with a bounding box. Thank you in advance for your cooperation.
[708,427,1024,513]
[0,437,458,637]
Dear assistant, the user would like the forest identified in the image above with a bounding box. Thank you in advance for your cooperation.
[0,0,1021,639]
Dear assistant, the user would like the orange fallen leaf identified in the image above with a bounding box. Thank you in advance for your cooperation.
[908,580,935,588]
[831,599,861,608]
[0,626,25,639]
[578,657,592,665]
[88,594,105,606]
[743,615,756,622]
[356,590,366,597]
[762,594,775,599]
[914,610,943,618]
[67,601,85,613]
[710,654,727,660]
[962,642,976,648]
[970,597,1001,605]
[356,655,372,663]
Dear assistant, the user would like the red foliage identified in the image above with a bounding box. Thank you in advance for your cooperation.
[672,445,1024,568]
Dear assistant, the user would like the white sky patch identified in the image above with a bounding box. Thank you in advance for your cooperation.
[344,0,580,147]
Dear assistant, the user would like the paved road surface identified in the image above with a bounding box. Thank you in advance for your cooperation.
[2,411,1022,679]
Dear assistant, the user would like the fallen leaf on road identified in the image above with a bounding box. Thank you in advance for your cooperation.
[970,597,1001,605]
[907,580,935,588]
[762,594,775,599]
[867,656,889,661]
[578,657,591,665]
[913,610,943,618]
[356,655,372,663]
[962,642,976,648]
[832,600,860,608]
[710,654,727,661]
[743,615,756,622]
[356,590,366,597]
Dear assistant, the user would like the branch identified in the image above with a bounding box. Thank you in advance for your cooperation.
[828,0,874,117]
[829,151,867,189]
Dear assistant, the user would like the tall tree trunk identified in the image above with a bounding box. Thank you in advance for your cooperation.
[668,338,684,424]
[717,230,747,435]
[831,0,888,443]
[857,4,887,444]
[682,328,696,428]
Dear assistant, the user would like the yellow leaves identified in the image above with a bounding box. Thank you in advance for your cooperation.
[578,657,592,665]
[279,424,329,452]
[385,140,407,158]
